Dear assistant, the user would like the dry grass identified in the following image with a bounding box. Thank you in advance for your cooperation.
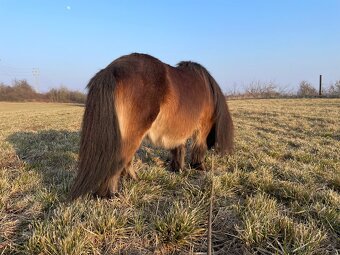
[0,99,339,254]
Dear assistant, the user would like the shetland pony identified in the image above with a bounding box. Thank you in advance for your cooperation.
[70,53,233,200]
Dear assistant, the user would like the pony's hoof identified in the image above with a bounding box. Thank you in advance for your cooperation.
[108,192,119,199]
[169,161,183,173]
[190,163,206,171]
[92,191,119,199]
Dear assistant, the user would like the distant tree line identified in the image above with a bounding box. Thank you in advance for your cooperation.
[226,80,340,99]
[0,80,86,103]
[1,79,339,103]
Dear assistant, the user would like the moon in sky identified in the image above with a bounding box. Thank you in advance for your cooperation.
[66,6,71,11]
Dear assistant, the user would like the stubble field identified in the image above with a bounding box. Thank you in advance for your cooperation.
[0,99,339,254]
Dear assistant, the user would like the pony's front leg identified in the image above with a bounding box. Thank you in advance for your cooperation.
[190,142,207,171]
[170,145,185,172]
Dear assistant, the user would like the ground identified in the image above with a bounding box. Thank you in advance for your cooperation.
[0,99,339,254]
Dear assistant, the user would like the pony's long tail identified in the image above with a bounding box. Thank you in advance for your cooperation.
[70,68,122,200]
[205,71,234,155]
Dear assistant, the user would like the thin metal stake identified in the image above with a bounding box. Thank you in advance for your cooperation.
[207,156,214,255]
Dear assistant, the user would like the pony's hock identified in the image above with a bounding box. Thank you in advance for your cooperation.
[70,53,234,200]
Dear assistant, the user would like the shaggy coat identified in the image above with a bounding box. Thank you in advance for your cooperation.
[70,53,233,199]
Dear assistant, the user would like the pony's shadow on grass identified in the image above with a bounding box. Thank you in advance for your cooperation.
[7,130,80,198]
[7,130,171,199]
[136,140,170,168]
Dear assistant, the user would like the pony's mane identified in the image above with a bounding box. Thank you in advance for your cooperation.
[177,61,217,103]
[177,61,210,74]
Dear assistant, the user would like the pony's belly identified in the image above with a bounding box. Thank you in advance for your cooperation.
[147,130,185,149]
[148,130,187,149]
[147,114,195,149]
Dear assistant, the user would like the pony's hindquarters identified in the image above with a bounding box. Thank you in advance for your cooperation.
[113,79,163,182]
[70,55,168,199]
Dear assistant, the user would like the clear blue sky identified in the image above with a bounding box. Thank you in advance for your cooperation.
[0,0,339,92]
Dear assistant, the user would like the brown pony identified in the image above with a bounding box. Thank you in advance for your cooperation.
[70,53,233,200]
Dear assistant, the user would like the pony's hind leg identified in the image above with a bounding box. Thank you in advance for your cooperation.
[95,167,124,198]
[121,161,138,180]
[170,144,185,172]
[95,133,146,198]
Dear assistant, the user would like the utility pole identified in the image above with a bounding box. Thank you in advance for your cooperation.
[32,68,40,92]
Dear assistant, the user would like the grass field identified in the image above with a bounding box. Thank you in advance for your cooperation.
[0,99,339,254]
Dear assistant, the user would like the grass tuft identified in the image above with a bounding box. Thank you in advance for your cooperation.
[154,201,206,253]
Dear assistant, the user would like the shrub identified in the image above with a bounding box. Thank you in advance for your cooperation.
[297,81,318,97]
[46,86,86,104]
[327,80,340,97]
[245,81,281,98]
[0,80,44,101]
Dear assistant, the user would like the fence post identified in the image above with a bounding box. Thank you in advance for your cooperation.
[319,75,322,97]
